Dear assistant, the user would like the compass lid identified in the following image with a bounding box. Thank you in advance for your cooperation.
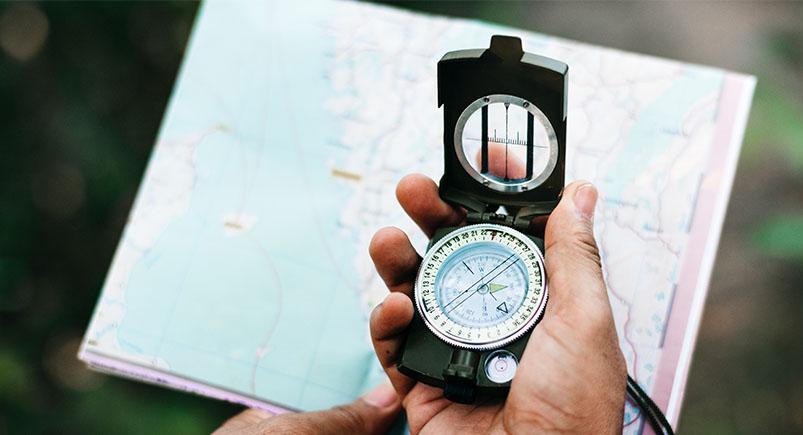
[437,35,567,217]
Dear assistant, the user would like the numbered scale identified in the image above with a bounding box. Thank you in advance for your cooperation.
[397,35,566,404]
[396,36,675,435]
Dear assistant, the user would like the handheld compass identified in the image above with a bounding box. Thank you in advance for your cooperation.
[395,36,676,435]
[397,35,567,404]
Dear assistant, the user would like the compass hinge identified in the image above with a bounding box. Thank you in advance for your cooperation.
[466,211,531,233]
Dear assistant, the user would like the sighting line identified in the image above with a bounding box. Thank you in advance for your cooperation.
[441,253,516,310]
[505,103,510,180]
[446,257,520,315]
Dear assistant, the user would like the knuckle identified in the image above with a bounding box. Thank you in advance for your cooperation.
[546,227,602,275]
[261,417,308,434]
[237,409,272,425]
[331,405,366,431]
[570,225,601,267]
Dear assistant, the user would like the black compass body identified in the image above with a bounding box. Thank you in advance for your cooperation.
[396,35,568,404]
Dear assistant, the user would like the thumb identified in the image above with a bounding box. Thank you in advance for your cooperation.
[508,181,625,432]
[215,382,401,435]
[543,181,606,310]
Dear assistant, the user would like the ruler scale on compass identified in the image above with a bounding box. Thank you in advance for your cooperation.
[465,98,553,185]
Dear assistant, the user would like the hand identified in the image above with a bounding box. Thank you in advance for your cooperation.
[214,382,400,434]
[368,174,627,434]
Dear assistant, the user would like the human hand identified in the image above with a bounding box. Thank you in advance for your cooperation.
[368,174,627,434]
[214,382,400,434]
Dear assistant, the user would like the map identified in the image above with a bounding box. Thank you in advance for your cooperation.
[79,1,755,432]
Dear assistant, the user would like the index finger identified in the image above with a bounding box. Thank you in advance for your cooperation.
[396,173,465,238]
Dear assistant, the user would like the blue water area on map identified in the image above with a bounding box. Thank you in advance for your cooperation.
[116,1,374,410]
[602,70,722,200]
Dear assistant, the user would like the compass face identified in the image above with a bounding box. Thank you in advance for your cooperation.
[415,224,548,350]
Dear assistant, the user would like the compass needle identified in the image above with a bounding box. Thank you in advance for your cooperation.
[489,283,507,294]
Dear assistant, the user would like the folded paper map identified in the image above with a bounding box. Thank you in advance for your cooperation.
[79,1,755,432]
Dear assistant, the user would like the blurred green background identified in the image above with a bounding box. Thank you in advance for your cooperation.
[0,2,800,434]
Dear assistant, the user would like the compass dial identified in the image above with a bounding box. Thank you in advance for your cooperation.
[415,224,548,350]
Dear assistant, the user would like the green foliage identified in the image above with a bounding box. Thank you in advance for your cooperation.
[0,347,32,401]
[0,2,237,434]
[753,214,803,260]
[744,85,803,173]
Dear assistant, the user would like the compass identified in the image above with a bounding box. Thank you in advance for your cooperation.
[393,36,675,435]
[396,35,568,403]
[416,224,547,351]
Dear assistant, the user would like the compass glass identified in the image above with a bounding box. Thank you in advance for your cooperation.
[453,94,559,193]
[415,224,548,350]
[434,242,528,328]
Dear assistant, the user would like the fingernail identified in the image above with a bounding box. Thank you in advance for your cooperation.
[573,183,597,219]
[362,382,397,408]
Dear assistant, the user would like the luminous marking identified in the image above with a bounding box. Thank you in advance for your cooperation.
[489,283,507,293]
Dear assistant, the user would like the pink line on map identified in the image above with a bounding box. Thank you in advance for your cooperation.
[650,72,755,429]
[79,349,293,415]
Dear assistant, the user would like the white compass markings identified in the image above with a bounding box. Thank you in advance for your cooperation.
[421,297,431,313]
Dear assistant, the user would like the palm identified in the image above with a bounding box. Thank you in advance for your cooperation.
[401,383,503,434]
[369,175,626,434]
[396,293,610,433]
